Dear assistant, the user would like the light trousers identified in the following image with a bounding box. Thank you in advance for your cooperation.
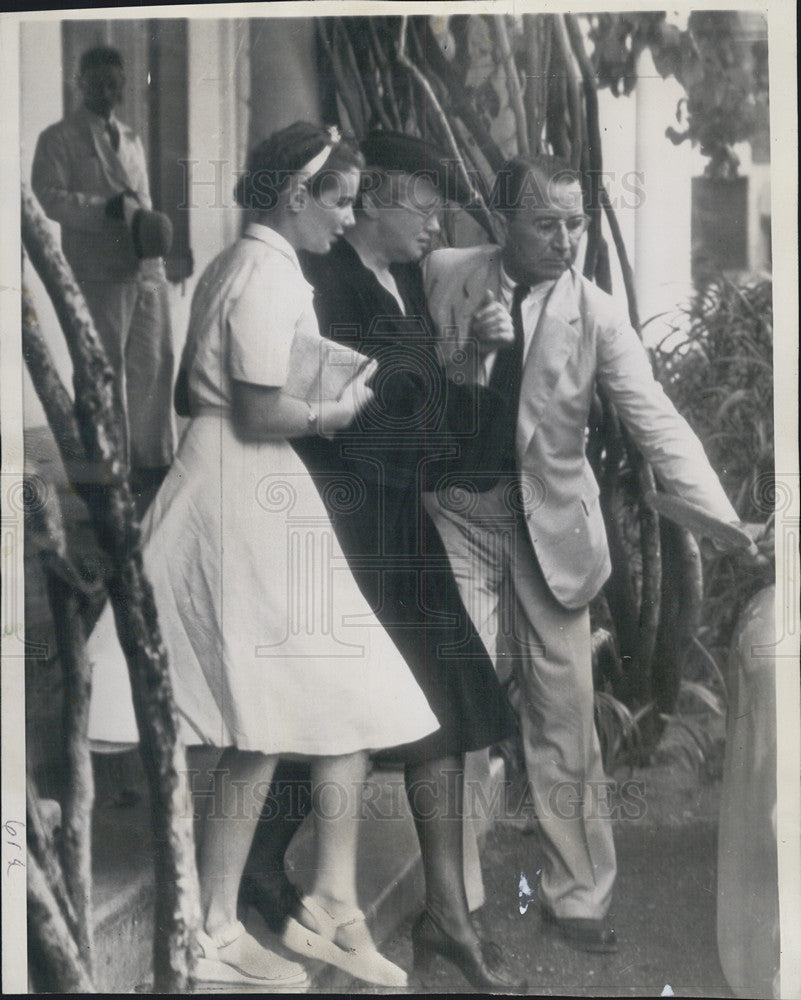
[81,275,175,471]
[427,482,617,919]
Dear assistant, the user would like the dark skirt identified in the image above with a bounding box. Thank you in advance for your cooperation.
[292,436,517,763]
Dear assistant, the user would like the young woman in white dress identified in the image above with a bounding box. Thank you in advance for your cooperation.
[86,122,438,989]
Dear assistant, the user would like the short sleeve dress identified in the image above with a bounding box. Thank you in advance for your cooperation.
[87,223,438,756]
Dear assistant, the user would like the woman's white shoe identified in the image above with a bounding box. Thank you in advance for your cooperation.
[281,895,407,987]
[194,919,309,988]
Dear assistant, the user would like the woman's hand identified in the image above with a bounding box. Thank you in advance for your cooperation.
[231,361,378,441]
[318,360,378,436]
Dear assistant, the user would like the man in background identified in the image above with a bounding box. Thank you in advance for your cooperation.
[32,45,174,507]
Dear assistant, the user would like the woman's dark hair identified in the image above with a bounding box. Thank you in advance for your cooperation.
[235,122,363,212]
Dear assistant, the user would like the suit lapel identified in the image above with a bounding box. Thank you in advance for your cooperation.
[516,270,582,457]
[445,247,502,336]
[83,112,137,194]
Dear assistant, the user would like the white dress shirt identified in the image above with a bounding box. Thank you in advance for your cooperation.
[480,266,555,382]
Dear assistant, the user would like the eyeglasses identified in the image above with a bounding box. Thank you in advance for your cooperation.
[395,199,444,224]
[525,215,590,239]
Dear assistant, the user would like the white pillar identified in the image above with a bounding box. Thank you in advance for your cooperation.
[173,18,251,366]
[597,86,637,320]
[633,49,695,346]
[186,19,246,275]
[248,18,321,148]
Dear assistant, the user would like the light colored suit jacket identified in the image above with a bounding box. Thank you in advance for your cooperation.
[32,106,157,282]
[424,244,738,610]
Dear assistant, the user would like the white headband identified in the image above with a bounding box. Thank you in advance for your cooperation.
[300,143,332,177]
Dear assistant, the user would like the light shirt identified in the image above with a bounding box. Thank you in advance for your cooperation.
[182,222,318,410]
[498,265,556,360]
[480,266,555,383]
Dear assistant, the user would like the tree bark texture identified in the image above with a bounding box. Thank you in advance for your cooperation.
[397,16,498,240]
[494,15,530,156]
[21,184,201,993]
[27,850,95,993]
[27,776,82,953]
[23,458,95,973]
[653,521,703,716]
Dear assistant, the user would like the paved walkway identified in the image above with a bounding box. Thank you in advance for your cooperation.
[24,423,734,996]
[340,765,732,997]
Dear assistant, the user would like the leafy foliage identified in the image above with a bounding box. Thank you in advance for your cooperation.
[594,690,649,772]
[652,275,775,659]
[586,12,667,97]
[652,276,773,523]
[656,678,726,779]
[588,11,769,178]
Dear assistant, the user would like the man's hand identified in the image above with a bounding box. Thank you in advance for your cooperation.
[702,517,774,568]
[469,290,514,355]
[105,190,140,224]
[737,517,774,568]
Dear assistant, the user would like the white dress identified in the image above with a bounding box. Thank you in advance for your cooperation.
[87,223,438,756]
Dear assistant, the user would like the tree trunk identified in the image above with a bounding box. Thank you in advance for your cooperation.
[21,186,201,993]
[28,851,95,994]
[23,289,96,970]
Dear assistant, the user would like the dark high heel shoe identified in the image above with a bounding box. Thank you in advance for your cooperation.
[411,911,528,993]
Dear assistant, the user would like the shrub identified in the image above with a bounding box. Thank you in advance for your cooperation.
[652,275,774,661]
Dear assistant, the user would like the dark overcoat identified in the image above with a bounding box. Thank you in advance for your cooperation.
[295,239,516,760]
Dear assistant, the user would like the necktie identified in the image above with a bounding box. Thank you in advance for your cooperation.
[487,283,529,469]
[105,121,120,153]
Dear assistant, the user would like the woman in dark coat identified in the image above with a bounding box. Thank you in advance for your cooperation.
[288,134,526,991]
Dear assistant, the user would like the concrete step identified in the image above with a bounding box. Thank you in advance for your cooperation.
[90,751,504,992]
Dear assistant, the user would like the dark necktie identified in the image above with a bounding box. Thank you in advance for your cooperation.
[487,283,529,468]
[106,121,120,153]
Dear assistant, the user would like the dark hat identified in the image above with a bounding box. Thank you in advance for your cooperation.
[131,209,173,260]
[359,131,477,206]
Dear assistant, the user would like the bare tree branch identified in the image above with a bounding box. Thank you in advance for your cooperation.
[27,777,82,955]
[397,16,499,241]
[553,15,584,172]
[28,849,95,993]
[317,20,365,136]
[21,183,201,993]
[367,18,403,129]
[23,454,95,971]
[494,15,530,156]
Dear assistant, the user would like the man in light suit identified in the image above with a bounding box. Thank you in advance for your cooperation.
[32,46,174,506]
[423,154,754,952]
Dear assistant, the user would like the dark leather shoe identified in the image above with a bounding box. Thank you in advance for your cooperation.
[239,873,301,935]
[470,911,503,970]
[412,910,528,992]
[541,907,618,953]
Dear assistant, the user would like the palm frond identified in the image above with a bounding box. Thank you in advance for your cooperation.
[677,679,725,716]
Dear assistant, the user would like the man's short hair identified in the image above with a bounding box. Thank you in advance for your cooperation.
[492,155,581,217]
[79,46,123,75]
